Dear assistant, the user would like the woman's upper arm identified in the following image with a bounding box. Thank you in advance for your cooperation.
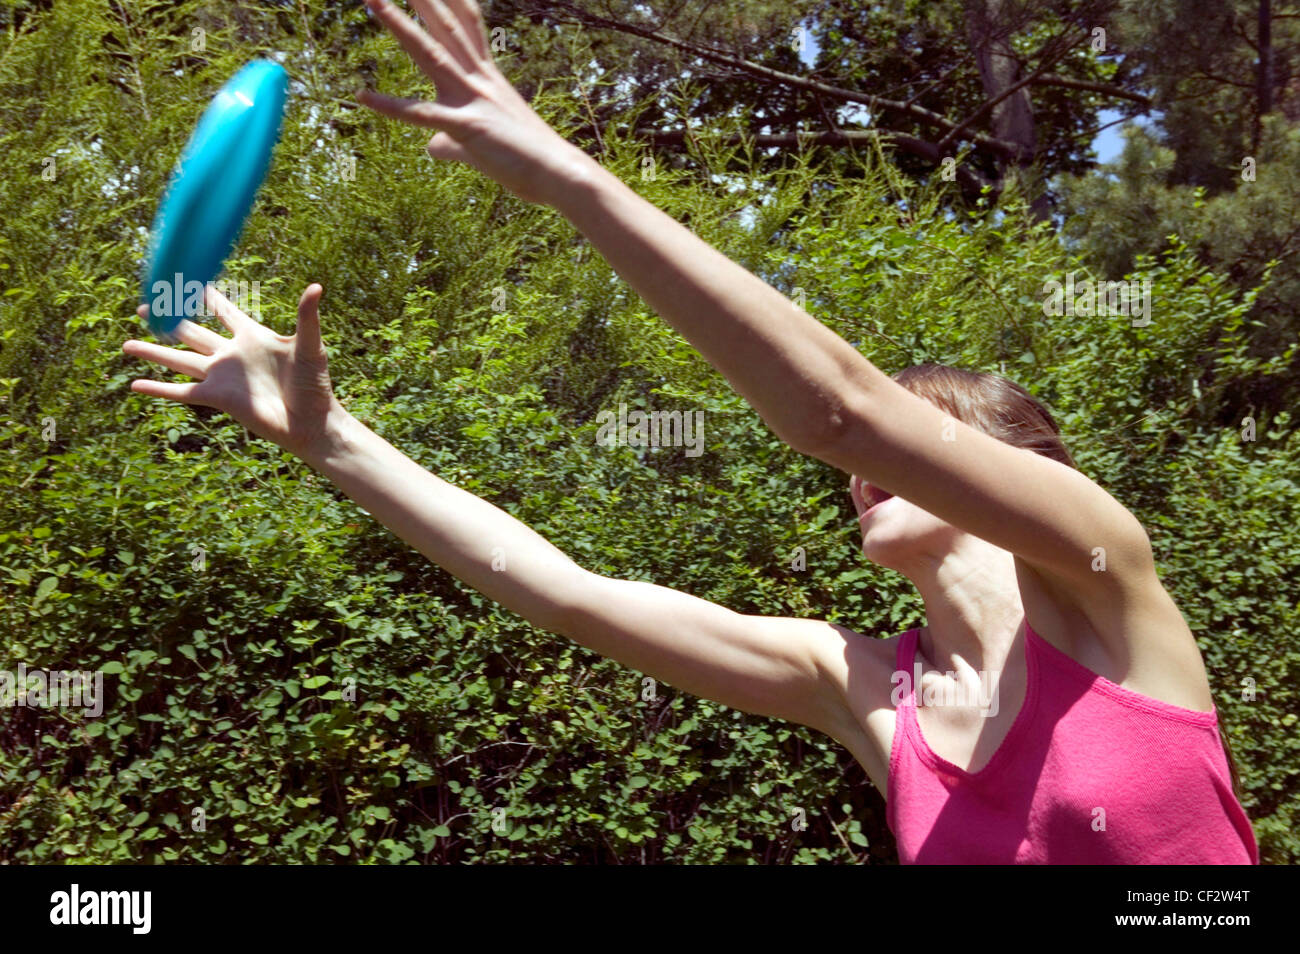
[819,368,1156,594]
[555,574,874,738]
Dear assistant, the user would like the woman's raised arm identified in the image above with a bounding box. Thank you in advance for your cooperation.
[359,0,1157,599]
[357,0,865,457]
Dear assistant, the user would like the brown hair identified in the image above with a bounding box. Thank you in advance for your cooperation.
[892,363,1075,468]
[893,363,1245,806]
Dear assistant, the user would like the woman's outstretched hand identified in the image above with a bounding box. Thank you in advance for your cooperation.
[123,284,341,460]
[356,0,594,205]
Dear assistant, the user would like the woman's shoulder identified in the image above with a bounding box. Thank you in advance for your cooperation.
[1016,559,1216,714]
[840,625,919,702]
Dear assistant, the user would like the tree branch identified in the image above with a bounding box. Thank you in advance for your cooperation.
[541,1,1025,158]
[936,25,1088,155]
[1031,74,1154,107]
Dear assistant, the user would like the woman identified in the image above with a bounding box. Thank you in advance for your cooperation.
[123,0,1256,863]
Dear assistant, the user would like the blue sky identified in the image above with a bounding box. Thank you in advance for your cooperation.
[1091,109,1128,163]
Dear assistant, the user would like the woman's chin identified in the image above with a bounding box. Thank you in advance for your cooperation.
[859,520,930,570]
[861,519,959,571]
[860,533,904,569]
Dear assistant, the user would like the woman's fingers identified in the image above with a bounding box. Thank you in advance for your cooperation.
[442,0,490,61]
[204,284,258,337]
[426,130,470,161]
[294,283,325,358]
[356,88,465,132]
[128,378,206,405]
[411,0,480,71]
[133,305,226,355]
[122,338,211,380]
[172,317,226,355]
[364,0,469,94]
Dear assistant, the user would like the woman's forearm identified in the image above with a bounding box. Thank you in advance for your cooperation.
[302,400,590,633]
[357,0,875,455]
[551,155,885,454]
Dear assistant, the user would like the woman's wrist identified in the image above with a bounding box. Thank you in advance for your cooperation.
[539,142,610,211]
[298,397,363,473]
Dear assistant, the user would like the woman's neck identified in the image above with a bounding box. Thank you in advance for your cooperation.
[907,535,1025,671]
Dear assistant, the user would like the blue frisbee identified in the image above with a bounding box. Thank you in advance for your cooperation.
[141,59,288,336]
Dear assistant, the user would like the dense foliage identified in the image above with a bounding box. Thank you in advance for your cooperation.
[1,0,1295,864]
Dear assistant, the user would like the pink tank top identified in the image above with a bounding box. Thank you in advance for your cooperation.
[887,623,1258,864]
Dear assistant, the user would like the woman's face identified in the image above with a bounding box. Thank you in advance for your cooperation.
[848,473,959,572]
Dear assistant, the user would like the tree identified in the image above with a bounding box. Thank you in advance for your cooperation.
[494,0,1144,207]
